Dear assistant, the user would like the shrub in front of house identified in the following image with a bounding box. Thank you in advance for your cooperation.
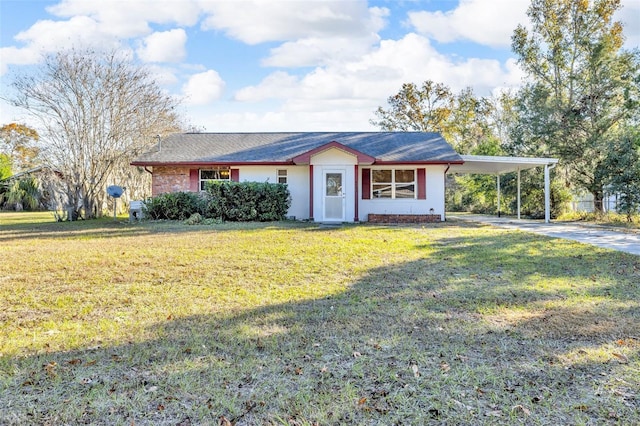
[143,191,204,220]
[203,181,291,221]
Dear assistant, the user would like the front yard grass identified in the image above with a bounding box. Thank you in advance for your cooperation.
[1,212,638,425]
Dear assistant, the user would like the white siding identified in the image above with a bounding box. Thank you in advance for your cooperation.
[310,149,357,222]
[232,160,448,222]
[359,165,447,221]
[236,165,309,220]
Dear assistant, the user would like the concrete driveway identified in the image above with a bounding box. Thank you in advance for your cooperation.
[448,214,640,256]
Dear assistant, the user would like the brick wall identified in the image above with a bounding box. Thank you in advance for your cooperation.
[368,214,441,223]
[152,166,192,196]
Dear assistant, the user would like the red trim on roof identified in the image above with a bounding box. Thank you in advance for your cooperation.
[130,161,295,167]
[371,160,464,165]
[130,159,465,167]
[291,141,375,165]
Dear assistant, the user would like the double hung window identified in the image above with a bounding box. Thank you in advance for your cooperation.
[372,169,416,199]
[277,169,287,184]
[200,168,230,190]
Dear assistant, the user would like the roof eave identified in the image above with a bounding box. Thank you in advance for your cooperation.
[130,160,297,167]
[372,160,464,166]
[291,141,376,165]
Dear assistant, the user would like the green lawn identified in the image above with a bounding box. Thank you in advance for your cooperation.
[1,212,638,425]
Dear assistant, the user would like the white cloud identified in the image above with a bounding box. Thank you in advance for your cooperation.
[234,71,299,102]
[617,0,640,50]
[0,15,128,73]
[137,29,187,63]
[200,0,387,44]
[408,0,529,48]
[1,1,199,74]
[47,0,201,37]
[187,107,376,132]
[257,5,388,68]
[182,70,225,105]
[0,47,41,75]
[263,34,380,68]
[14,16,123,53]
[224,33,525,131]
[146,65,180,87]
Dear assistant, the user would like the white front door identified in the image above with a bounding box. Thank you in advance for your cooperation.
[323,170,345,221]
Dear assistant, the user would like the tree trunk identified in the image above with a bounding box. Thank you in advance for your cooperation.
[593,190,604,214]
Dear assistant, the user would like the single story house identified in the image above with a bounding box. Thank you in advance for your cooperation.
[131,132,464,223]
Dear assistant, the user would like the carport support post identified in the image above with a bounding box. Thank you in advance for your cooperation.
[496,174,501,218]
[544,164,550,223]
[517,168,521,220]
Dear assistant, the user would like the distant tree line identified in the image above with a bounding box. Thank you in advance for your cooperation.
[372,0,639,220]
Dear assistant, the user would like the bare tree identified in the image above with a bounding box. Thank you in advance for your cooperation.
[10,49,183,218]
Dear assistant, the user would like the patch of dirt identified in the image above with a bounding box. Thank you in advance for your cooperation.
[484,306,639,340]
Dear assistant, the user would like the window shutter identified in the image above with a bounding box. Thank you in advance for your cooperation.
[417,168,426,199]
[231,169,240,182]
[362,168,371,200]
[189,169,199,192]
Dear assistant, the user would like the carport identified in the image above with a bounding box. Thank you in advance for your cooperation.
[447,155,559,223]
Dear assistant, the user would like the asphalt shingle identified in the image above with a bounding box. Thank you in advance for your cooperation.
[131,132,463,165]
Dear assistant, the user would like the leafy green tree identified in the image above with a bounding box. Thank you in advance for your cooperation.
[10,49,183,219]
[371,80,495,154]
[0,153,11,180]
[449,88,494,153]
[0,123,40,172]
[0,154,10,206]
[601,127,640,221]
[371,80,455,134]
[511,0,640,212]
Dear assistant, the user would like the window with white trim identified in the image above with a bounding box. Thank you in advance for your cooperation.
[372,169,416,199]
[277,169,287,184]
[200,168,230,190]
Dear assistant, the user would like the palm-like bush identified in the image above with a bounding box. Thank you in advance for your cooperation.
[0,176,41,210]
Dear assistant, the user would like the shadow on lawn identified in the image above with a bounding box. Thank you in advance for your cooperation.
[2,230,639,425]
[0,219,319,243]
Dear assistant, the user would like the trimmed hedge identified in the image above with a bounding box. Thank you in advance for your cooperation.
[203,181,291,221]
[143,191,204,220]
[143,181,291,222]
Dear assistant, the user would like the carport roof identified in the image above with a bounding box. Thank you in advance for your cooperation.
[448,155,558,175]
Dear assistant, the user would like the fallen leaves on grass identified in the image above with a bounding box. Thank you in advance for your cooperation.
[511,405,530,416]
[411,364,420,377]
[44,361,57,378]
[612,352,629,363]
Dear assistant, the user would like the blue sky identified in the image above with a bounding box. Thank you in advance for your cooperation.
[1,0,638,132]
